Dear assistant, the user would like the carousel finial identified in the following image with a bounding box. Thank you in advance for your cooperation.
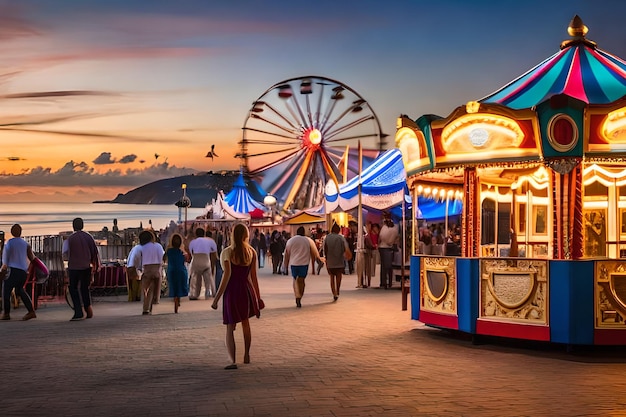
[561,15,596,49]
[567,15,588,37]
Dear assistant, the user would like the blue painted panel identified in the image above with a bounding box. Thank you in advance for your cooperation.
[457,258,479,334]
[410,256,421,321]
[549,260,595,345]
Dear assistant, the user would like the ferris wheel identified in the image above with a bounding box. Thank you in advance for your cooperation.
[238,75,387,211]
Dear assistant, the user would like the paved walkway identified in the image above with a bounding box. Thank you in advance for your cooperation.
[2,266,626,417]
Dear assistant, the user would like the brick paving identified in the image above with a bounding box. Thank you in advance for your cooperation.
[2,266,626,417]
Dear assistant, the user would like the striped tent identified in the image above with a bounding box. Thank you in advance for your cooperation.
[224,172,266,215]
[480,16,626,109]
[325,148,407,212]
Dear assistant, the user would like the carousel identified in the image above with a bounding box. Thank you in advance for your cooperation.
[396,16,626,346]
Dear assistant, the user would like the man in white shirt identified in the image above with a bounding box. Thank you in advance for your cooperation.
[125,244,142,302]
[131,230,164,315]
[188,228,217,299]
[283,226,324,308]
[378,217,399,289]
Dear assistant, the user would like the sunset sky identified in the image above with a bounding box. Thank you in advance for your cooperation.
[1,0,625,202]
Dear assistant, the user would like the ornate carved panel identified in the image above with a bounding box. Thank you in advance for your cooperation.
[420,256,457,315]
[595,260,626,328]
[479,259,548,325]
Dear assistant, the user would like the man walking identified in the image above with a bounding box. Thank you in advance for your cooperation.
[62,218,101,321]
[130,230,164,315]
[378,216,399,289]
[1,224,38,321]
[283,226,324,308]
[324,223,350,301]
[188,227,217,299]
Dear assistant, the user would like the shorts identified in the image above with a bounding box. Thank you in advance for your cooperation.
[327,267,344,276]
[290,265,309,279]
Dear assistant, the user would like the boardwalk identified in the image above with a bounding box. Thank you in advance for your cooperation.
[2,266,626,417]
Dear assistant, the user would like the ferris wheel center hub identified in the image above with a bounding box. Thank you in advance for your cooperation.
[307,128,322,145]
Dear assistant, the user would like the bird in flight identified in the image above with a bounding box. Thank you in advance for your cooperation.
[154,153,160,160]
[205,144,219,160]
[2,156,24,161]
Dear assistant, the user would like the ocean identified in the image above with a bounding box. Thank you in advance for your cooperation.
[0,202,206,237]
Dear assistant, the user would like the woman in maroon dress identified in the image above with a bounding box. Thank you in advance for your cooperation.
[211,223,263,369]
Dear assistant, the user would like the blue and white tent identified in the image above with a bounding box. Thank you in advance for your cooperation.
[325,148,407,212]
[224,172,266,215]
[324,148,462,220]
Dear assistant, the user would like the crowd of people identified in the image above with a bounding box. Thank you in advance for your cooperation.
[417,221,461,256]
[0,216,404,369]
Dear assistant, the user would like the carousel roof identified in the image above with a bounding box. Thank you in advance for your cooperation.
[480,16,626,109]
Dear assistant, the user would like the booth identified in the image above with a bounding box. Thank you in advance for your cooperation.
[397,16,626,345]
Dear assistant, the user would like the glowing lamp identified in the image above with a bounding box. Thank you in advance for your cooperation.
[309,128,322,145]
[264,195,277,207]
[602,107,626,142]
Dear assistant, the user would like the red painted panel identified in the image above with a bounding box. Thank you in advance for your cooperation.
[476,320,550,341]
[419,310,459,330]
[594,329,626,345]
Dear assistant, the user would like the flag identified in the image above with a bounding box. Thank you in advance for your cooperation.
[338,145,349,182]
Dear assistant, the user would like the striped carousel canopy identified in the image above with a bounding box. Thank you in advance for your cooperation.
[224,172,266,214]
[480,16,626,109]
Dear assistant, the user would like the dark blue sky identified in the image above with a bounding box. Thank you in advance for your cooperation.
[1,0,625,200]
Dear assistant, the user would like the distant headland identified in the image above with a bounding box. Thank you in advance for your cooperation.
[94,170,261,208]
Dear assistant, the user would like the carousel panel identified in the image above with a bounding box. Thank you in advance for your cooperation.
[420,256,457,316]
[595,260,626,329]
[479,259,548,325]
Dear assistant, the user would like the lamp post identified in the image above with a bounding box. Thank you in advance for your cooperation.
[264,194,277,224]
[175,183,191,234]
[182,184,188,232]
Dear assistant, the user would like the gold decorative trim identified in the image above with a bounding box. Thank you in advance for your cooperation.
[480,259,548,324]
[547,113,579,152]
[424,269,448,303]
[594,261,626,328]
[487,271,537,310]
[420,256,457,315]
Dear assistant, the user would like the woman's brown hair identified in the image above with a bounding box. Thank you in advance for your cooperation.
[230,223,253,266]
[167,233,183,250]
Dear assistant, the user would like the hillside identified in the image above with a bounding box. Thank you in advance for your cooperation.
[96,171,259,208]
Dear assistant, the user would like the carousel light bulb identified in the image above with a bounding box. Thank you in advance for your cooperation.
[417,185,424,193]
[424,187,431,195]
[440,189,446,198]
[432,188,438,197]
